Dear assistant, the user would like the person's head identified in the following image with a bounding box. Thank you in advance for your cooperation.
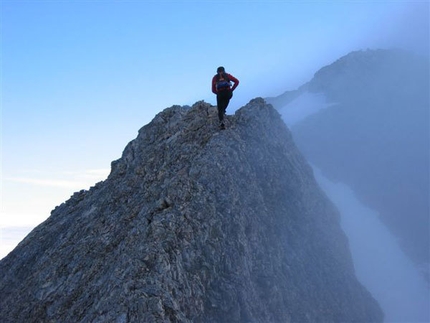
[217,66,225,74]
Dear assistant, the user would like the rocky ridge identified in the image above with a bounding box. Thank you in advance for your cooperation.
[0,99,383,322]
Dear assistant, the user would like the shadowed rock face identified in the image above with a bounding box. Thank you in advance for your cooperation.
[0,98,383,323]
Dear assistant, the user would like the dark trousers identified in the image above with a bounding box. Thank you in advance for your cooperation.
[216,90,233,122]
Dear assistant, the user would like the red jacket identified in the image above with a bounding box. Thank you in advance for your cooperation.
[212,73,239,94]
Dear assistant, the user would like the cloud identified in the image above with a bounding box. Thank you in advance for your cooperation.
[0,226,35,260]
[5,168,110,189]
[314,167,430,322]
[6,177,87,189]
[0,212,48,228]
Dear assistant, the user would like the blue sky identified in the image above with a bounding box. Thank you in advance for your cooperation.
[1,1,429,256]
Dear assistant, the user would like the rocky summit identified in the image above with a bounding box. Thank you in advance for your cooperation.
[0,98,383,322]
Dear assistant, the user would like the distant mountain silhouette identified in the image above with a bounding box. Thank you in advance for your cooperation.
[268,49,429,281]
[0,99,382,322]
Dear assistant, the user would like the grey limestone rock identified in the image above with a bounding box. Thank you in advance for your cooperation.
[0,98,383,322]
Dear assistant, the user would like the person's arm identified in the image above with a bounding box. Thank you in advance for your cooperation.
[228,74,239,91]
[212,76,218,94]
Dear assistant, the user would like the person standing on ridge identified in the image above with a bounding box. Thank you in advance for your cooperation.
[212,66,239,129]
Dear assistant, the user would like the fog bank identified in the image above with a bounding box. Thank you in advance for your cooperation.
[276,83,429,321]
[314,168,429,322]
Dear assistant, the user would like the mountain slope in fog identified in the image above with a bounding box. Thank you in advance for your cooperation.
[268,49,429,279]
[0,99,382,322]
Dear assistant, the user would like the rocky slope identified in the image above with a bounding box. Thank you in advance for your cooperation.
[267,49,429,279]
[0,99,383,322]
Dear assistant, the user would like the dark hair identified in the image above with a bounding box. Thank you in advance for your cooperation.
[217,66,225,73]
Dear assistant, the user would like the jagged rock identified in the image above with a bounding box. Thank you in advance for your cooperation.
[0,98,383,322]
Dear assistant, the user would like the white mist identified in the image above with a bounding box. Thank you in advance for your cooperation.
[314,167,430,322]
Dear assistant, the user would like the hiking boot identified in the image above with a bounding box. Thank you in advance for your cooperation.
[219,122,226,130]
